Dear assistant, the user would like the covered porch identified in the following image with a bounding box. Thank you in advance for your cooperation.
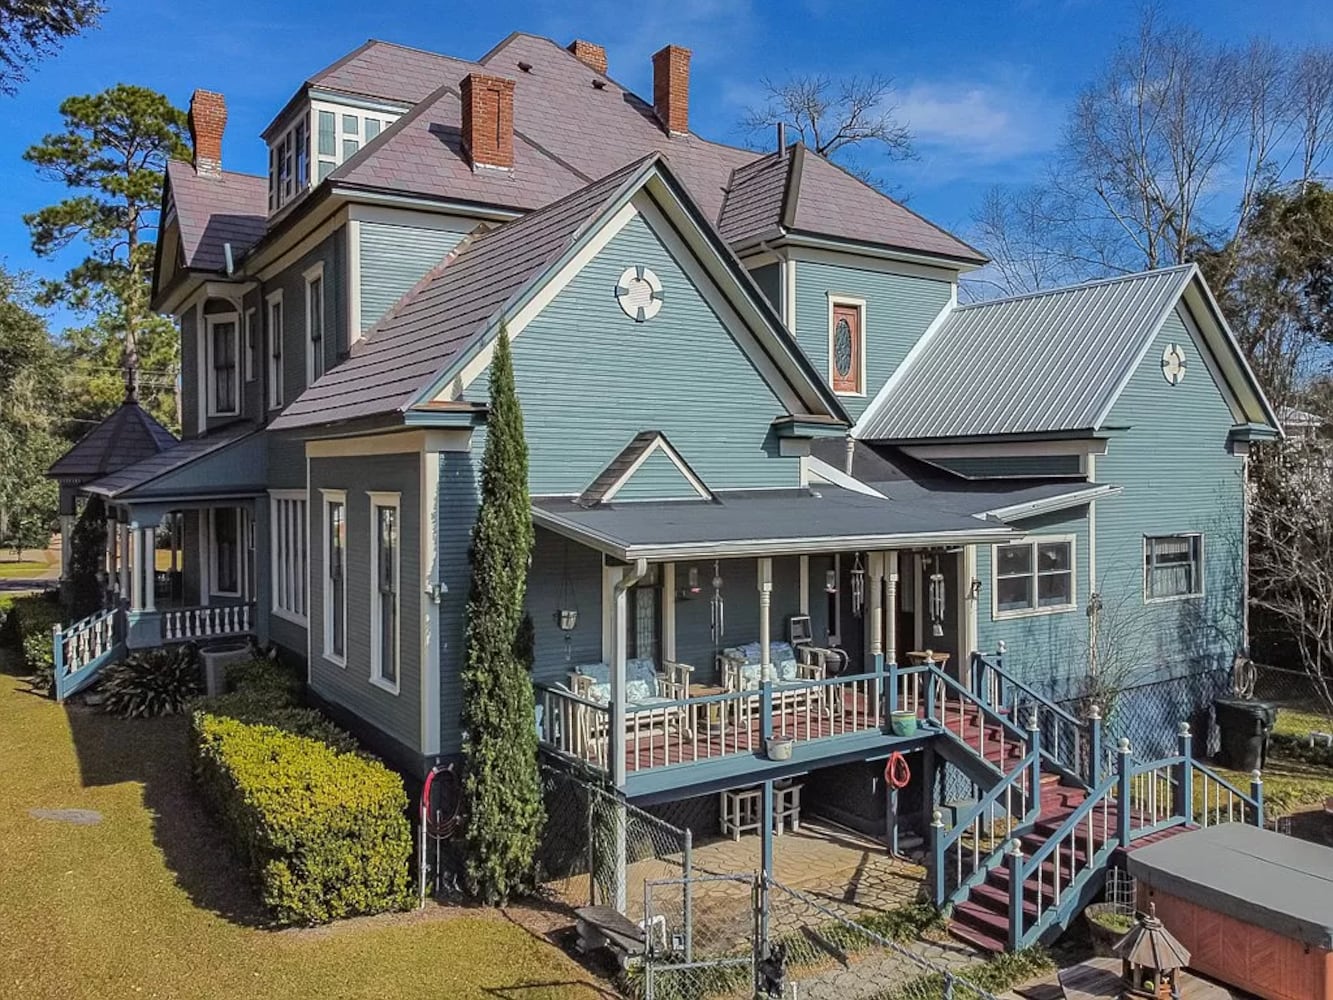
[528,486,1015,798]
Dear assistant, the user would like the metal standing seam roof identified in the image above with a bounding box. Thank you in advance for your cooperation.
[858,265,1198,441]
[269,156,657,431]
[46,400,178,482]
[533,485,1015,561]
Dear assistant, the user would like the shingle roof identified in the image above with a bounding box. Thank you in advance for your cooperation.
[165,160,267,272]
[857,265,1199,442]
[82,422,260,499]
[307,39,481,104]
[270,156,657,430]
[718,151,792,245]
[46,400,178,483]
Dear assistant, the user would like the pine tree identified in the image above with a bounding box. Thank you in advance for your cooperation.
[459,326,543,903]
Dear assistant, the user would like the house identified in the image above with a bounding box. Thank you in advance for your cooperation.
[48,33,1281,952]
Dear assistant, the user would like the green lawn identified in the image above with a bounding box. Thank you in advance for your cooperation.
[0,560,52,580]
[0,671,610,1000]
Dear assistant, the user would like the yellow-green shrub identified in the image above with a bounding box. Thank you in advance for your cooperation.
[190,712,412,925]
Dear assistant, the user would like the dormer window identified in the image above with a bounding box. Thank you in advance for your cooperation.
[268,99,400,213]
[269,113,310,212]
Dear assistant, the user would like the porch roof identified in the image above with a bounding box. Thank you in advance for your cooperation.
[82,422,266,503]
[45,398,178,485]
[532,485,1015,560]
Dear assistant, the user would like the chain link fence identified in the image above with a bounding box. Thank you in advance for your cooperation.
[632,872,1006,1000]
[539,762,692,924]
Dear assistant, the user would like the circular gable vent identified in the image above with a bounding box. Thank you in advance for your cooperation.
[615,266,664,322]
[1161,344,1187,385]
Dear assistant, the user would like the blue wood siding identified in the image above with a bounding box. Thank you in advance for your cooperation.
[926,454,1083,478]
[975,507,1091,695]
[359,221,465,332]
[1094,305,1245,687]
[463,213,801,494]
[525,526,603,686]
[612,449,704,501]
[793,260,952,420]
[437,450,479,755]
[265,228,347,413]
[308,453,422,753]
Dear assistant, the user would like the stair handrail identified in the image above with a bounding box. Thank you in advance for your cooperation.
[971,647,1094,787]
[1188,759,1264,829]
[931,732,1042,907]
[1008,769,1119,950]
[926,665,1031,777]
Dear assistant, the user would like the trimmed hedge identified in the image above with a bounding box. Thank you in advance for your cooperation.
[2,594,64,694]
[190,657,358,754]
[190,712,412,925]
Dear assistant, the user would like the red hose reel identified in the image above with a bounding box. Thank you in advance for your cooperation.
[884,751,912,790]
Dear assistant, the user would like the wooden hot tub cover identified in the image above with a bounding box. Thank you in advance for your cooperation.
[1127,824,1333,949]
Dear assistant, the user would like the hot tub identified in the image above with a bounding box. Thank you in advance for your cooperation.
[1127,824,1333,1000]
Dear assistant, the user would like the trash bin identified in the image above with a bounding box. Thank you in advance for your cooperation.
[1213,698,1278,772]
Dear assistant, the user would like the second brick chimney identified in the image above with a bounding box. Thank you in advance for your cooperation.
[188,89,227,177]
[567,39,607,76]
[460,72,516,170]
[652,45,691,136]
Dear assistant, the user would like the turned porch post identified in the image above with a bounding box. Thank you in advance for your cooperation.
[128,522,144,611]
[141,525,157,613]
[758,557,773,680]
[608,563,628,789]
[118,521,131,605]
[886,551,899,716]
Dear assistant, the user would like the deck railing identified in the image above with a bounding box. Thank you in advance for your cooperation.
[161,603,255,642]
[1189,759,1264,828]
[52,606,123,701]
[926,666,1029,775]
[538,685,610,768]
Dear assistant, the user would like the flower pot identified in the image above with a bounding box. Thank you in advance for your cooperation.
[1084,902,1134,957]
[891,710,918,737]
[766,737,794,761]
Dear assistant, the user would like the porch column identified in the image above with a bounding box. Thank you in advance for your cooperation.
[141,525,157,613]
[58,514,75,583]
[886,552,899,665]
[128,522,143,611]
[757,557,773,680]
[869,552,885,666]
[118,521,131,603]
[103,513,116,598]
[662,563,676,663]
[798,555,809,616]
[607,563,628,789]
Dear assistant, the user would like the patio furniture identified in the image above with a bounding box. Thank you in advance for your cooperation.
[720,786,763,840]
[569,658,694,753]
[688,682,728,736]
[718,641,826,718]
[774,780,802,834]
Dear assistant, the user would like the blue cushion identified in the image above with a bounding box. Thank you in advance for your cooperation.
[627,657,659,687]
[770,642,796,665]
[588,682,611,704]
[625,678,655,704]
[738,662,761,689]
[575,661,610,684]
[778,658,798,681]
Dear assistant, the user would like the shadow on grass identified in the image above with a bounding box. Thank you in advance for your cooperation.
[63,700,270,928]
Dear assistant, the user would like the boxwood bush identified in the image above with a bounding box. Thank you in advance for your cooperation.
[3,593,65,694]
[190,712,412,925]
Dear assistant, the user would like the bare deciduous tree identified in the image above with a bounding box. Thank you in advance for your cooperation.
[1293,48,1333,188]
[740,73,913,184]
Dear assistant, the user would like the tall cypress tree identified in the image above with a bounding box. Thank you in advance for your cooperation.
[67,495,107,620]
[460,326,543,903]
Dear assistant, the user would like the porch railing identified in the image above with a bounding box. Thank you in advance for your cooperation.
[52,606,124,701]
[161,603,256,642]
[925,666,1029,776]
[538,685,610,768]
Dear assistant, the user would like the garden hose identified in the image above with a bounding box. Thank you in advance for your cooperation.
[884,751,911,790]
[421,762,462,840]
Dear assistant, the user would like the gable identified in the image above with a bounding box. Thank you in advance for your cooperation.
[463,208,806,495]
[612,449,708,501]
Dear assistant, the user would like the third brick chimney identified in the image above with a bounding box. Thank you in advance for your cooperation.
[460,72,516,170]
[652,45,691,135]
[188,89,227,177]
[567,39,607,76]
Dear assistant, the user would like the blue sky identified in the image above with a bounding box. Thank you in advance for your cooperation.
[4,0,1333,332]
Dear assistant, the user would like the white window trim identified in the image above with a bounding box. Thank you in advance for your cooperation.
[321,489,347,667]
[205,311,241,417]
[991,534,1078,620]
[207,508,243,598]
[269,489,307,625]
[827,294,868,398]
[368,490,401,695]
[304,261,326,386]
[266,290,285,410]
[1144,533,1206,604]
[310,99,401,183]
[244,307,257,382]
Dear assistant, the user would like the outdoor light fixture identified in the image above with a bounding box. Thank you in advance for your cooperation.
[825,569,838,593]
[968,578,982,600]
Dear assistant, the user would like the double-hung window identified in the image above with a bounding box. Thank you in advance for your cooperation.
[209,508,242,596]
[322,491,346,664]
[270,491,307,623]
[206,314,239,416]
[993,537,1075,617]
[244,307,257,381]
[267,291,284,409]
[1145,535,1204,601]
[305,263,325,384]
[369,492,400,692]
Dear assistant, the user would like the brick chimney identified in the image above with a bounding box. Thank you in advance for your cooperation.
[188,89,227,177]
[652,45,691,135]
[460,73,516,170]
[567,39,608,76]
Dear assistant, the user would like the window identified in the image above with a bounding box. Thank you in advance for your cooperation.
[244,308,257,381]
[270,491,307,623]
[206,314,239,416]
[323,491,346,663]
[268,112,311,212]
[311,100,399,181]
[370,493,400,692]
[628,565,660,663]
[828,297,865,396]
[305,264,326,383]
[1145,535,1204,601]
[993,537,1075,618]
[267,292,284,409]
[210,508,242,596]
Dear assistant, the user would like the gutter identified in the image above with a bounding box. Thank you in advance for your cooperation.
[979,484,1123,523]
[610,557,650,786]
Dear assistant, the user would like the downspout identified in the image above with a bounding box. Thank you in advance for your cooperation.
[610,557,650,789]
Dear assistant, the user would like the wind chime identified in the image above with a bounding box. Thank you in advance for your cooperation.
[850,553,866,618]
[928,556,946,639]
[555,542,580,661]
[709,560,725,645]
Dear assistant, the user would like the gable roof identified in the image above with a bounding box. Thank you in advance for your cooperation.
[720,145,985,263]
[46,400,178,483]
[164,160,267,272]
[855,264,1279,442]
[271,154,848,432]
[577,431,715,507]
